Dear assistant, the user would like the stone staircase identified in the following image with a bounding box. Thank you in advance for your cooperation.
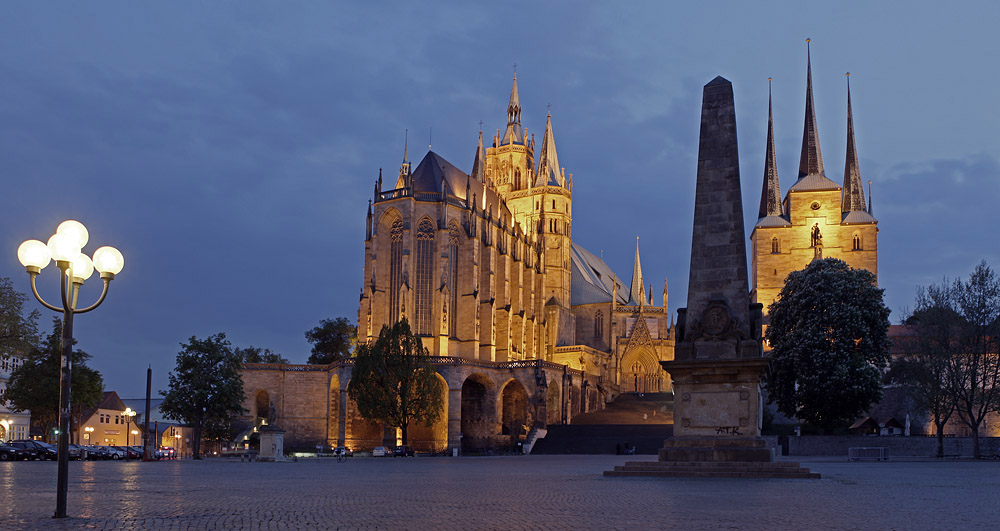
[604,460,820,479]
[530,424,673,455]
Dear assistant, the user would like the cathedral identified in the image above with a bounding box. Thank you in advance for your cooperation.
[238,45,879,453]
[751,45,879,314]
[240,74,675,453]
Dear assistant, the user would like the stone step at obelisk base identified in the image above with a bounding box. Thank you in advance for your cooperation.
[605,76,818,479]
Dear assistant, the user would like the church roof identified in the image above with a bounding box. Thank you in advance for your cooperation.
[535,113,563,187]
[409,150,506,216]
[798,39,825,180]
[758,80,783,220]
[841,210,877,224]
[571,243,629,305]
[627,238,645,306]
[755,214,791,228]
[787,172,841,192]
[841,75,867,214]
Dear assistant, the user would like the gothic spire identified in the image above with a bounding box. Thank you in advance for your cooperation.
[501,73,525,145]
[629,237,646,306]
[867,180,874,216]
[759,78,783,219]
[841,73,867,213]
[471,130,486,183]
[397,129,411,188]
[536,111,563,186]
[798,39,825,179]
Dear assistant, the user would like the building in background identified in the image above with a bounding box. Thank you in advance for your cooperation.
[0,354,31,442]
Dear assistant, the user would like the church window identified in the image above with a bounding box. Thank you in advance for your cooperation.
[389,218,403,321]
[552,200,556,210]
[514,168,521,190]
[415,218,435,335]
[594,310,604,338]
[852,233,862,251]
[448,223,460,337]
[771,237,779,254]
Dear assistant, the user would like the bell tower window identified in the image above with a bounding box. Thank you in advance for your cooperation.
[852,233,862,251]
[770,237,779,254]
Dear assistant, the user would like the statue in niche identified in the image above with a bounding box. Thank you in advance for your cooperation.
[811,224,823,247]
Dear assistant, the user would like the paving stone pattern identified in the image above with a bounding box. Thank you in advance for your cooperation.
[2,456,999,529]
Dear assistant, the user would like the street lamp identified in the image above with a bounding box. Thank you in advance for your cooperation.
[84,426,94,442]
[17,220,123,519]
[123,407,135,459]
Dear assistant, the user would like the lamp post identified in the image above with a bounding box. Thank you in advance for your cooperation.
[123,407,135,458]
[84,426,94,443]
[17,220,123,519]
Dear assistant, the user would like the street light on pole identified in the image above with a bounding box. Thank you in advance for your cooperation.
[123,407,135,459]
[17,220,123,519]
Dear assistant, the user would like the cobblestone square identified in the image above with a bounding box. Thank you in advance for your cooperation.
[2,455,998,530]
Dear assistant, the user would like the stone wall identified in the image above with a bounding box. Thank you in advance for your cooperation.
[768,435,1000,457]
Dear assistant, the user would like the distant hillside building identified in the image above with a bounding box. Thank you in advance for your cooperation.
[241,75,675,453]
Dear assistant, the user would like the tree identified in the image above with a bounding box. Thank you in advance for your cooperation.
[347,318,443,445]
[234,346,289,364]
[5,318,104,442]
[765,258,891,433]
[943,262,1000,459]
[0,276,40,358]
[305,317,356,364]
[887,283,960,457]
[160,333,246,459]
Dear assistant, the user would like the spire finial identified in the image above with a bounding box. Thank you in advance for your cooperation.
[759,77,782,219]
[403,129,408,162]
[798,37,825,179]
[842,72,866,213]
[428,127,432,151]
[867,179,874,215]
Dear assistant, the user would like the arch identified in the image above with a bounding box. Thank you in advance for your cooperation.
[770,237,779,254]
[852,232,862,251]
[546,379,561,426]
[406,371,449,452]
[498,379,530,445]
[415,217,435,335]
[460,373,496,452]
[254,390,270,420]
[621,348,660,394]
[344,378,385,451]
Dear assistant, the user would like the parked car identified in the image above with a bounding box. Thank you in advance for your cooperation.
[113,445,142,459]
[11,440,57,460]
[333,446,353,457]
[100,446,125,460]
[67,444,89,460]
[0,443,26,461]
[7,441,40,460]
[392,445,414,457]
[159,446,176,459]
[84,446,111,460]
[372,446,388,457]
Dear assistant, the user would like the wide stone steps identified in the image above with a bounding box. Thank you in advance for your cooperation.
[604,460,820,479]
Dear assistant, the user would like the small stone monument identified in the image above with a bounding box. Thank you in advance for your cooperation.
[607,77,817,478]
[258,424,286,462]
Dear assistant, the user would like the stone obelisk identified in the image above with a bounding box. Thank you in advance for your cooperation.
[606,77,817,477]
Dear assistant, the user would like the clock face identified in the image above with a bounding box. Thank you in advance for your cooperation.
[810,201,821,210]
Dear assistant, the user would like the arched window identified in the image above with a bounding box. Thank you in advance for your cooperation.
[415,218,435,335]
[852,233,862,251]
[448,223,461,338]
[514,168,521,190]
[770,237,779,254]
[389,219,403,320]
[594,310,603,338]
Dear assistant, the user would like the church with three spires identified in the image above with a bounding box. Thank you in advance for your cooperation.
[238,46,879,453]
[751,42,879,317]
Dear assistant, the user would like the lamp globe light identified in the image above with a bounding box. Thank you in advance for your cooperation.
[93,246,125,275]
[56,220,89,248]
[69,253,95,281]
[47,233,81,262]
[17,239,52,269]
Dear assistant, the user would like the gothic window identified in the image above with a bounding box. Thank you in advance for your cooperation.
[389,218,403,321]
[448,222,461,338]
[594,310,603,338]
[415,218,435,335]
[771,237,779,254]
[852,233,862,251]
[552,200,556,210]
[514,168,521,190]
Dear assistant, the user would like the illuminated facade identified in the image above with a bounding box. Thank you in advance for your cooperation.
[750,51,878,315]
[240,75,675,453]
[0,354,31,442]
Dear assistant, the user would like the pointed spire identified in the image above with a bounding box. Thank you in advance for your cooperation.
[397,130,411,188]
[798,38,825,179]
[536,111,563,187]
[759,78,783,219]
[501,73,524,145]
[841,73,867,213]
[471,130,486,183]
[403,129,409,163]
[629,236,646,306]
[867,180,874,216]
